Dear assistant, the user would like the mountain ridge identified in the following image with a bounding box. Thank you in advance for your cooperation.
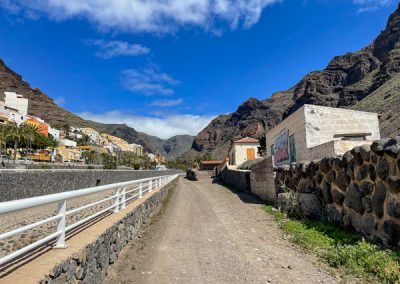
[183,4,400,160]
[0,59,193,158]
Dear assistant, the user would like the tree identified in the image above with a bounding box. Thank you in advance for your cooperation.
[77,134,90,146]
[22,123,41,154]
[0,124,11,162]
[8,124,27,162]
[62,123,71,138]
[258,133,266,157]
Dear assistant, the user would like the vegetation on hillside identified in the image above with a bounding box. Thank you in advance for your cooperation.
[263,206,400,283]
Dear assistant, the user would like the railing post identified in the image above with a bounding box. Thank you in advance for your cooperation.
[114,187,120,213]
[149,179,153,192]
[121,186,126,210]
[55,200,67,248]
[139,182,143,198]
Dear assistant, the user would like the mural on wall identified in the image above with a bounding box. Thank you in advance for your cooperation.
[289,134,296,163]
[274,128,289,166]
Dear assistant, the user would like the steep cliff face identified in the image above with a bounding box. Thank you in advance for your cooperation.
[0,60,193,158]
[184,4,400,160]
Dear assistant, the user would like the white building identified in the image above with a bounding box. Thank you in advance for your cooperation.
[7,107,26,125]
[228,137,260,166]
[266,104,381,166]
[48,127,60,140]
[59,139,77,148]
[4,92,28,115]
[129,143,144,156]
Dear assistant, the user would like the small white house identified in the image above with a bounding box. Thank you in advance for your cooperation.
[59,139,77,148]
[4,92,28,115]
[228,137,260,166]
[266,104,381,166]
[48,127,60,140]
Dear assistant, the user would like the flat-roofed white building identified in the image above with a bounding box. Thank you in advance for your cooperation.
[228,137,260,166]
[4,92,28,115]
[60,139,77,148]
[48,127,60,140]
[266,104,381,166]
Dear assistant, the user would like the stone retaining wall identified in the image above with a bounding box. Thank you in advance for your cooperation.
[40,177,178,284]
[275,138,400,248]
[219,164,250,192]
[249,157,276,202]
[0,170,181,202]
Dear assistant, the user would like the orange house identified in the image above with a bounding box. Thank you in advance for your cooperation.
[26,117,49,136]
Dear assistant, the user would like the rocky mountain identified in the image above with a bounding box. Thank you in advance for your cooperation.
[0,59,193,158]
[184,4,400,160]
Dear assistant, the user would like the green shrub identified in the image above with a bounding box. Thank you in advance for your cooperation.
[263,205,400,283]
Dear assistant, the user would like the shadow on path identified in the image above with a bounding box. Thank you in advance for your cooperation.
[211,176,265,205]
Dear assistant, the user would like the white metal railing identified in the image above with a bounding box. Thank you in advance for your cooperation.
[0,174,178,266]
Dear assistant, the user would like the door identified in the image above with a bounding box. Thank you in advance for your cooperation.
[246,148,256,161]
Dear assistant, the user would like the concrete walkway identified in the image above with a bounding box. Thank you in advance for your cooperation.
[105,173,340,284]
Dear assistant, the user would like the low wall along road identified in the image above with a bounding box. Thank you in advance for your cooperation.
[0,169,181,201]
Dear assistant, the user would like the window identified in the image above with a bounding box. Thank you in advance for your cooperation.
[271,144,274,156]
[289,135,296,163]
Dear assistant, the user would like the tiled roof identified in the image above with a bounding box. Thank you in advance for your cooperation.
[234,137,259,144]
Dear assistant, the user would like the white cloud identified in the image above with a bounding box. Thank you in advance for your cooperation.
[79,110,215,139]
[0,0,280,34]
[353,0,393,12]
[86,39,150,59]
[150,98,183,107]
[121,67,180,95]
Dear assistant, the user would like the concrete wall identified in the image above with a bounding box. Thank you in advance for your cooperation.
[249,157,276,202]
[266,104,381,165]
[40,177,178,284]
[304,104,380,148]
[275,138,400,248]
[219,164,250,192]
[0,170,181,202]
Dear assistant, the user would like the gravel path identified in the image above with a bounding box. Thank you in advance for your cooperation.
[105,173,341,284]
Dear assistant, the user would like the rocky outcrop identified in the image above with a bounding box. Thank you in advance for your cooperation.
[275,138,400,248]
[184,4,400,161]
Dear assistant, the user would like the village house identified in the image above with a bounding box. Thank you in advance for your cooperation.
[26,116,50,136]
[4,92,28,115]
[228,137,260,166]
[266,104,381,166]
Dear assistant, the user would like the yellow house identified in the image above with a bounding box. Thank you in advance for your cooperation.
[56,146,82,163]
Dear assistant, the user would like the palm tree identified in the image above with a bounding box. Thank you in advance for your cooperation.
[0,124,11,163]
[22,123,41,154]
[8,125,27,162]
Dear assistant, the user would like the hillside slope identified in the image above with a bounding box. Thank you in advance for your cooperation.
[184,4,400,160]
[0,60,193,158]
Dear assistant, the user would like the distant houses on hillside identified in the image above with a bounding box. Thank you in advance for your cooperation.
[0,91,165,166]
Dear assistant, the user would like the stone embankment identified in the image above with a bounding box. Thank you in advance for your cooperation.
[275,138,400,247]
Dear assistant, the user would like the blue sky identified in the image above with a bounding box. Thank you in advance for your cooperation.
[0,0,397,138]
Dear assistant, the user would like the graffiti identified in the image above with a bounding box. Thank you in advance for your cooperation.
[274,128,289,165]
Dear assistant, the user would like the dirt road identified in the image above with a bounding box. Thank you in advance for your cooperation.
[105,173,339,284]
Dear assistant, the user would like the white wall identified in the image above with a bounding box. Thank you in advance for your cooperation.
[4,92,28,115]
[304,104,380,148]
[231,143,260,166]
[60,139,77,148]
[48,127,60,140]
[266,104,381,165]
